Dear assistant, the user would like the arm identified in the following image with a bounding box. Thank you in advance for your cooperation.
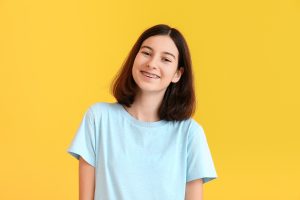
[79,156,95,200]
[185,179,203,200]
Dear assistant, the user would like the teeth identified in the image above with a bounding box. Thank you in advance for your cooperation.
[142,71,159,79]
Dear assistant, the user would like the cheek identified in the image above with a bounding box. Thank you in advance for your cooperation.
[133,54,144,65]
[132,60,140,74]
[131,62,140,81]
[132,55,147,73]
[132,57,139,72]
[162,64,178,77]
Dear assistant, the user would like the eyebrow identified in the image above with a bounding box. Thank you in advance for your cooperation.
[140,45,176,59]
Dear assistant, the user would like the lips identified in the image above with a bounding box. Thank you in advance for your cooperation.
[141,71,160,79]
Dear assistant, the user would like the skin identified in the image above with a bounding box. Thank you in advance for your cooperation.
[185,179,204,200]
[79,157,95,200]
[79,35,203,200]
[126,35,184,122]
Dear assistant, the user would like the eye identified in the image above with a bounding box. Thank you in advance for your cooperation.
[141,51,151,56]
[162,58,171,62]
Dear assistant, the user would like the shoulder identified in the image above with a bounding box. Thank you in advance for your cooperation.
[173,118,204,131]
[182,118,206,140]
[170,118,205,138]
[88,102,117,114]
[189,118,205,133]
[86,101,120,117]
[89,101,115,111]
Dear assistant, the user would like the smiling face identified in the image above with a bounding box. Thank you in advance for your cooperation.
[132,35,184,95]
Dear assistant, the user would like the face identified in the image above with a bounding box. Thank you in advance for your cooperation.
[132,35,183,95]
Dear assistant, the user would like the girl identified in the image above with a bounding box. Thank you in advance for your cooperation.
[67,24,218,200]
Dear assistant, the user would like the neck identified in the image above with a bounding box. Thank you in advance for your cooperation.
[125,90,165,122]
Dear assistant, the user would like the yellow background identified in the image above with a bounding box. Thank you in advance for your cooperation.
[0,0,299,199]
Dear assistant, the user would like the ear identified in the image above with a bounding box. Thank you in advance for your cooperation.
[171,67,184,83]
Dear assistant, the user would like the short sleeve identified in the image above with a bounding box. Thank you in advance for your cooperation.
[186,121,218,184]
[67,106,96,167]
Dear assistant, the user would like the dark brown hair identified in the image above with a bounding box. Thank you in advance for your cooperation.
[111,24,195,121]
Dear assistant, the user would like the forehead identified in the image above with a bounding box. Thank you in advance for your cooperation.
[141,35,179,56]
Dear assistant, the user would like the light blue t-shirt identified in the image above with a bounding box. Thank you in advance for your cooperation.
[67,102,218,200]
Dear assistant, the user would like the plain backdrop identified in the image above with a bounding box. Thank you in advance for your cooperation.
[0,0,299,199]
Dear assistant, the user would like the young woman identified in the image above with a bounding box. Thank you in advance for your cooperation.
[67,24,218,200]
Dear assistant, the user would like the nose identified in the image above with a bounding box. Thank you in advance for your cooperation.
[147,56,158,69]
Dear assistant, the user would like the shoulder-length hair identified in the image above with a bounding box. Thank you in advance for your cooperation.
[111,24,196,121]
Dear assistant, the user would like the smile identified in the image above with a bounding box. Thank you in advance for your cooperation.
[141,71,160,79]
